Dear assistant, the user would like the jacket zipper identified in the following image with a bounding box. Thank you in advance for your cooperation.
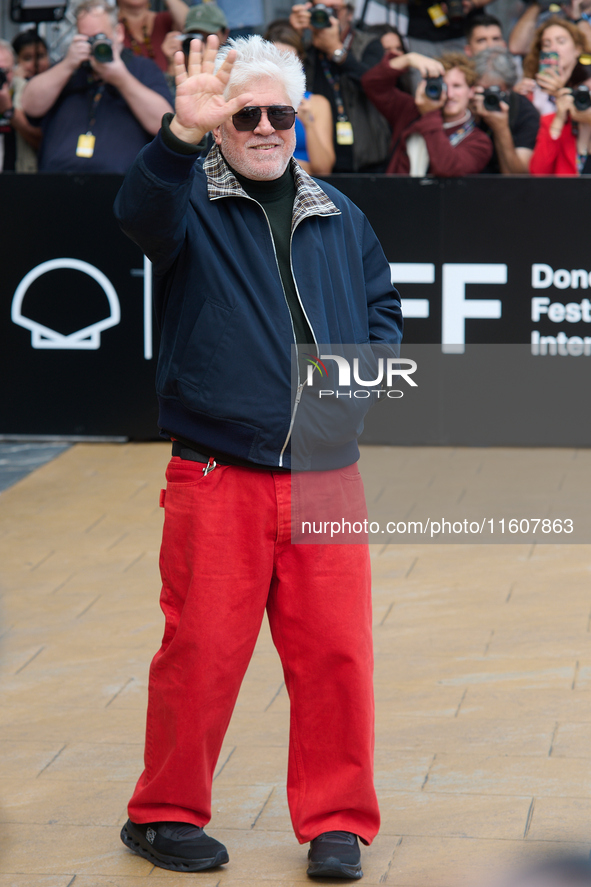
[277,219,320,466]
[246,197,319,469]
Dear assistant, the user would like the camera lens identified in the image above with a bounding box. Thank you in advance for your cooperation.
[88,34,113,64]
[574,85,591,111]
[425,76,443,100]
[309,4,332,28]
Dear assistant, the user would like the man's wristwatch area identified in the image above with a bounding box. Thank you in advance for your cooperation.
[331,47,348,64]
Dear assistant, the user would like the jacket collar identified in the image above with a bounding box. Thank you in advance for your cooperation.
[204,143,341,228]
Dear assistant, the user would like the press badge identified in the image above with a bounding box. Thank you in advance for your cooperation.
[336,120,354,145]
[76,132,96,158]
[427,4,449,26]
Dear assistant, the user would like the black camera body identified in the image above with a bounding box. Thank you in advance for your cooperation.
[309,4,333,29]
[482,85,509,111]
[425,75,445,101]
[88,33,113,63]
[573,84,591,111]
[0,69,7,90]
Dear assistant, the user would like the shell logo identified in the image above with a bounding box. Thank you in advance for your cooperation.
[11,258,121,349]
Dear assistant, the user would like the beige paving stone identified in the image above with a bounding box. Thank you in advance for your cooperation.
[525,796,591,843]
[425,754,591,798]
[0,776,129,826]
[459,687,591,722]
[374,715,553,756]
[377,790,533,840]
[548,721,591,758]
[372,683,467,718]
[38,741,144,783]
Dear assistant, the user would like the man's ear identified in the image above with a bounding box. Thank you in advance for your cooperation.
[464,42,473,57]
[115,22,125,45]
[213,124,222,145]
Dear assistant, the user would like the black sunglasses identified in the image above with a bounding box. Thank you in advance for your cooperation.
[232,105,296,132]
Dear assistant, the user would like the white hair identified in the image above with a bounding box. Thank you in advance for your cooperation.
[74,0,118,28]
[215,35,306,109]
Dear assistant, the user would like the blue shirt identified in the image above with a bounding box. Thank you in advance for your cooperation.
[38,51,172,174]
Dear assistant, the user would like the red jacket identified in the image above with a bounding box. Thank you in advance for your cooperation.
[362,55,493,176]
[529,113,578,176]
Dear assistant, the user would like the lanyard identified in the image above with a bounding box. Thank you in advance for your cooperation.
[319,31,354,122]
[87,82,105,132]
[319,56,347,120]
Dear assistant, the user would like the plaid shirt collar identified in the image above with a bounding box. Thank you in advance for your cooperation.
[204,143,341,229]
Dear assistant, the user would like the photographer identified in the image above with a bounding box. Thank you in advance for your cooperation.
[515,18,591,114]
[20,0,173,173]
[471,47,540,172]
[362,50,493,175]
[530,83,591,171]
[289,1,391,171]
[509,0,591,58]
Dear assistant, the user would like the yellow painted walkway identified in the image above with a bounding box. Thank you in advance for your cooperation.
[1,443,590,887]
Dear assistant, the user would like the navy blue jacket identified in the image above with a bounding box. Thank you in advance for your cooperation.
[114,132,402,468]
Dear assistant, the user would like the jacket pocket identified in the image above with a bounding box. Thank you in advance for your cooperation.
[176,298,235,396]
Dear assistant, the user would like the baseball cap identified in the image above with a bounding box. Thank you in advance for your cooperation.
[183,3,228,35]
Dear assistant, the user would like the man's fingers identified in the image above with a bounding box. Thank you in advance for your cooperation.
[215,47,238,87]
[187,38,203,78]
[224,91,255,116]
[200,34,220,75]
[174,49,188,85]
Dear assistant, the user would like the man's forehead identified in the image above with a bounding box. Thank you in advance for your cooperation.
[444,67,468,83]
[473,25,502,40]
[229,78,291,106]
[78,10,113,34]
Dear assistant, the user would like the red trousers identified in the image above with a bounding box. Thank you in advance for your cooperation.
[128,456,380,845]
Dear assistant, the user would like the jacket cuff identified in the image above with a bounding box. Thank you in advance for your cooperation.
[142,113,207,183]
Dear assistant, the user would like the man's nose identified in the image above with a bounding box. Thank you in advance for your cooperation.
[253,109,275,135]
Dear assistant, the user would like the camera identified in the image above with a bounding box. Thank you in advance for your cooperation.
[0,69,7,90]
[87,33,113,63]
[573,84,591,111]
[309,4,333,29]
[482,85,509,111]
[425,75,445,101]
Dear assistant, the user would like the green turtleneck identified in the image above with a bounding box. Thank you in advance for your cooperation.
[230,161,314,349]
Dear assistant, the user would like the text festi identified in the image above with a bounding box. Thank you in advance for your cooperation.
[305,356,417,398]
[531,264,591,356]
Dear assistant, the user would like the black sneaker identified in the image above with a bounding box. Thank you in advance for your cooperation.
[120,819,229,872]
[307,830,363,879]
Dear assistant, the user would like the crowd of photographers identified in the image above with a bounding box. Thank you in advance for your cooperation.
[1,0,590,176]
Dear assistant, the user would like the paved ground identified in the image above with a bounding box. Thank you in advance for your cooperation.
[1,442,590,887]
[0,443,71,493]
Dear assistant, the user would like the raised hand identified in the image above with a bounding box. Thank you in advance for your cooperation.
[170,35,253,144]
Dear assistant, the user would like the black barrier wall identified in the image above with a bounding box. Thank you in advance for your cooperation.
[2,174,591,442]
